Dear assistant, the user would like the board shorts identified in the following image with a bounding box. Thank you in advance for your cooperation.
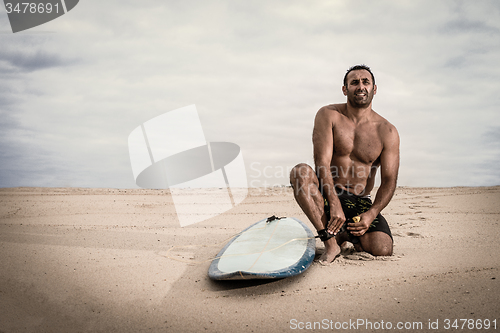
[323,187,393,244]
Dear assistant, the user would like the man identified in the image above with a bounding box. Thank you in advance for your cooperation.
[290,65,400,264]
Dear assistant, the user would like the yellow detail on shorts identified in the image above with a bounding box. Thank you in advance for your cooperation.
[353,216,360,223]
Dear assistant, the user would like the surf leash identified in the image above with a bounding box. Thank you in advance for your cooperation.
[266,215,286,223]
[162,215,361,264]
[315,216,360,241]
[316,229,335,241]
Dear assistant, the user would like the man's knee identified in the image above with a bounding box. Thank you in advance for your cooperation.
[289,163,315,185]
[360,232,393,256]
[370,242,393,256]
[290,163,319,197]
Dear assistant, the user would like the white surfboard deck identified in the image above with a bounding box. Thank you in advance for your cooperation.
[208,217,315,280]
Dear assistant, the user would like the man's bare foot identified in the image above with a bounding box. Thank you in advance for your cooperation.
[317,238,341,265]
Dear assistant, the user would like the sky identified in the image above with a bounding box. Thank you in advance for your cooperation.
[0,0,499,189]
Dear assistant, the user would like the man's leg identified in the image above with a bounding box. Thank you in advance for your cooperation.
[290,163,341,263]
[358,231,393,256]
[335,194,394,256]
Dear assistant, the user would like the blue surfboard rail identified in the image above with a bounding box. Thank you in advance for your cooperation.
[208,217,316,280]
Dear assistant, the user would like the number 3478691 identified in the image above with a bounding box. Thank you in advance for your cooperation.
[444,319,497,330]
[5,2,60,14]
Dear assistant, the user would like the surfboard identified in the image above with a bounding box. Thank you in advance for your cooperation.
[208,216,316,280]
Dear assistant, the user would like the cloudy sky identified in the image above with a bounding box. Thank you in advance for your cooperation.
[1,0,499,189]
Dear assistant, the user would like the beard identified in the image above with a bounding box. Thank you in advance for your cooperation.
[347,88,375,108]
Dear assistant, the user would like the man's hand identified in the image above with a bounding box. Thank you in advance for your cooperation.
[346,212,376,236]
[326,205,346,235]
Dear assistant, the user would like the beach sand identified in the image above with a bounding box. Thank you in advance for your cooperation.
[1,186,499,332]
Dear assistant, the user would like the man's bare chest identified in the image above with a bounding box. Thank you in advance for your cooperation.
[332,126,383,165]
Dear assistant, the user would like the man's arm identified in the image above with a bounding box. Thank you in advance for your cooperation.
[371,123,400,216]
[312,106,346,235]
[348,122,400,236]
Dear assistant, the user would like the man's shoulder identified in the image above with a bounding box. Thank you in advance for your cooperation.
[372,111,399,141]
[317,103,346,117]
[320,103,346,112]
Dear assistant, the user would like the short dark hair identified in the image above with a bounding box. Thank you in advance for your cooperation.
[343,64,375,87]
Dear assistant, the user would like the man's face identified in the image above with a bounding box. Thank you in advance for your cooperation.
[342,69,377,108]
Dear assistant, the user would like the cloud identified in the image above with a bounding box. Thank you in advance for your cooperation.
[0,0,499,188]
[0,49,67,73]
[482,126,500,146]
[0,35,77,74]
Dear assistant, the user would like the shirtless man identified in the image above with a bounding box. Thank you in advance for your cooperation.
[290,65,400,264]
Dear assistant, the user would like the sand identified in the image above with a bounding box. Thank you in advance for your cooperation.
[0,186,499,332]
